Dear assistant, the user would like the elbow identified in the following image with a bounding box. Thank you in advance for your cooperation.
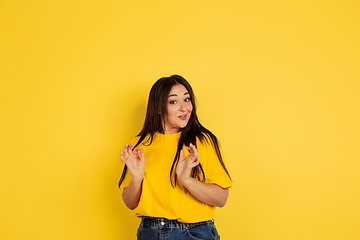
[122,189,140,210]
[217,199,227,208]
[123,198,139,210]
[216,196,228,208]
[214,187,229,208]
[126,203,138,210]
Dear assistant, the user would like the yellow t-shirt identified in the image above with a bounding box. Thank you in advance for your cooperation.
[120,131,232,223]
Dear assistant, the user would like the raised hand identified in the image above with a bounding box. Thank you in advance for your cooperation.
[120,143,145,182]
[176,143,200,185]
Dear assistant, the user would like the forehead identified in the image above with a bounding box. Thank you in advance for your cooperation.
[168,84,188,96]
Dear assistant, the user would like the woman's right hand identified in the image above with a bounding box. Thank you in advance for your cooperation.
[120,143,145,182]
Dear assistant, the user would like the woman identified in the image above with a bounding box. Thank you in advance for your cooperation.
[119,75,232,240]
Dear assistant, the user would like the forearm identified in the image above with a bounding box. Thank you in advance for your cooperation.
[181,178,229,207]
[122,178,143,210]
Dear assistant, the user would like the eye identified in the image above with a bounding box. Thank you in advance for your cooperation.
[169,100,177,104]
[184,98,191,102]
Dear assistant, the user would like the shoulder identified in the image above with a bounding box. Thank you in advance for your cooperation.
[196,133,220,157]
[196,132,218,149]
[130,133,160,147]
[129,136,140,145]
[128,135,146,148]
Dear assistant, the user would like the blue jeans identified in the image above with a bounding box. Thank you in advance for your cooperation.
[137,217,220,240]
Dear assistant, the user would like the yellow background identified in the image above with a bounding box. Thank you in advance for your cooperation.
[1,1,359,239]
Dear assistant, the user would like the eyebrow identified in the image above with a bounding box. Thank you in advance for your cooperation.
[168,92,189,98]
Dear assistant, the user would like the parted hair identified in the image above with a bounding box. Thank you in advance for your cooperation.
[118,75,231,188]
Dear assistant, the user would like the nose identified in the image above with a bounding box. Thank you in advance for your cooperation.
[179,101,186,112]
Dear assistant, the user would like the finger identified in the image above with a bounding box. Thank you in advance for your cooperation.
[127,143,134,154]
[190,156,200,167]
[126,144,135,157]
[189,143,198,157]
[120,151,126,163]
[132,147,140,156]
[139,149,145,162]
[133,147,141,152]
[183,150,195,162]
[179,149,185,162]
[185,149,197,161]
[185,143,195,153]
[124,144,130,158]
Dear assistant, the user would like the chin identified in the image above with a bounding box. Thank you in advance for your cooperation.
[180,123,189,129]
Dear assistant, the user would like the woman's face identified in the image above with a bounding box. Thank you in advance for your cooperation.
[163,84,193,134]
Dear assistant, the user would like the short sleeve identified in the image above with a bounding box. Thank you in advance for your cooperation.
[119,136,140,190]
[197,138,232,188]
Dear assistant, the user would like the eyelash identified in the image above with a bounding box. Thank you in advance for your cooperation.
[169,98,191,104]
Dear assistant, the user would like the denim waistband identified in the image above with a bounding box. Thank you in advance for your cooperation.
[140,216,213,230]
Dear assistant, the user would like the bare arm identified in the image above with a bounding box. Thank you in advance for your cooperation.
[122,177,143,210]
[120,143,145,210]
[181,177,229,207]
[176,143,229,207]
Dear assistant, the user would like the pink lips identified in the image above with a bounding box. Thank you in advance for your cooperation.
[179,114,187,120]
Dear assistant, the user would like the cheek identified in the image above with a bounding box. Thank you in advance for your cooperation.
[166,106,177,117]
[188,103,193,112]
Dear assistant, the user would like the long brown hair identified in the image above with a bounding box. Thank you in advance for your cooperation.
[118,75,231,187]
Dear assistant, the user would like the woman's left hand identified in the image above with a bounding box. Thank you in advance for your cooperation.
[175,143,229,207]
[176,143,200,184]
